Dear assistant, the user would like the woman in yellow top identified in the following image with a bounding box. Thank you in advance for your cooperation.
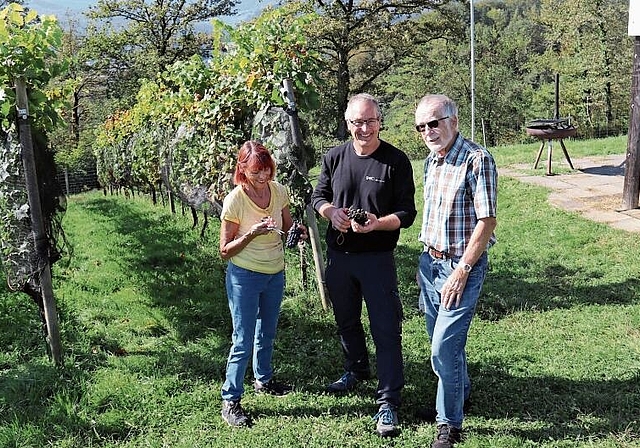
[219,140,305,427]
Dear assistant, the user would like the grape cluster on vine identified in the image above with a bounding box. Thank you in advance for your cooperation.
[285,220,303,248]
[347,206,368,225]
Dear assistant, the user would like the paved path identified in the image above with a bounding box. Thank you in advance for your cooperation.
[500,154,640,233]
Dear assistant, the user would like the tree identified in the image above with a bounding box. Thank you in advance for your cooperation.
[85,0,239,105]
[376,1,468,156]
[1,0,22,8]
[534,0,631,137]
[377,0,631,148]
[470,0,545,145]
[286,0,453,141]
[49,20,100,172]
[379,0,542,150]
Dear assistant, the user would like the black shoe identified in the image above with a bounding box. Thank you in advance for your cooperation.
[432,423,462,448]
[418,397,472,422]
[254,379,292,396]
[326,371,361,393]
[373,404,399,437]
[221,400,250,427]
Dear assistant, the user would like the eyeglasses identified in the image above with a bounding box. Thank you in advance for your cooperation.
[415,116,449,133]
[347,118,380,128]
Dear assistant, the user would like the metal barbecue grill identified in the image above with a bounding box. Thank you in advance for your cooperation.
[525,74,577,175]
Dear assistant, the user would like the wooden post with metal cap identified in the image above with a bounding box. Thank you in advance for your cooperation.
[15,76,63,364]
[280,78,330,310]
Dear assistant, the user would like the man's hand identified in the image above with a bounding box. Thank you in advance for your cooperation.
[441,269,469,310]
[351,212,377,233]
[327,206,350,233]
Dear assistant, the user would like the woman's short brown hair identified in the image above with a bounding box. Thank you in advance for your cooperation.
[233,140,276,186]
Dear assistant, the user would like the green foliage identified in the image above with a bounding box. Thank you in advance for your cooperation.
[47,22,105,173]
[531,0,630,137]
[286,0,448,141]
[93,7,321,210]
[86,0,237,92]
[0,3,68,133]
[0,3,69,291]
[363,0,631,151]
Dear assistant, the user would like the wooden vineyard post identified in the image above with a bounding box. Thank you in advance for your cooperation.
[15,77,63,364]
[281,78,331,310]
[623,36,640,210]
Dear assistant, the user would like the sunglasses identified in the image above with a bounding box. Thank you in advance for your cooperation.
[415,116,449,133]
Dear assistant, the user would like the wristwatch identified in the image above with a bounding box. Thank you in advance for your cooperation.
[459,262,472,273]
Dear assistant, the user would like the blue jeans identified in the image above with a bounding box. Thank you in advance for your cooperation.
[221,262,285,402]
[418,251,488,428]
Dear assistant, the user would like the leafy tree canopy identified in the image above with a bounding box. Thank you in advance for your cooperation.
[84,0,240,105]
[93,7,321,212]
[0,3,68,132]
[285,0,453,140]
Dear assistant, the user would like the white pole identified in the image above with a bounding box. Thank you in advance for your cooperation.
[470,0,475,142]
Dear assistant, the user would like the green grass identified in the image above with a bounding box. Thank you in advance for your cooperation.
[490,134,628,168]
[1,135,639,447]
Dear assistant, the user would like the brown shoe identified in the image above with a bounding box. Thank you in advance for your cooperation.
[431,423,461,448]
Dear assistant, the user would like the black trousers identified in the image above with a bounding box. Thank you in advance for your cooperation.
[325,247,404,407]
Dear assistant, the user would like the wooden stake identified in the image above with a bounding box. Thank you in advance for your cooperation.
[281,78,330,310]
[623,36,640,210]
[15,77,63,364]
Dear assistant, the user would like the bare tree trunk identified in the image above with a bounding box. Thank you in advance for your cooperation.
[335,47,350,141]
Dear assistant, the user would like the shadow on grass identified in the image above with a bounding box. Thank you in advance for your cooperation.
[207,353,639,445]
[63,194,341,383]
[394,235,640,322]
[479,263,640,321]
[4,193,637,446]
[78,195,230,336]
[463,360,638,441]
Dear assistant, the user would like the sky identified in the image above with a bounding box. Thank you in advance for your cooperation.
[25,0,273,26]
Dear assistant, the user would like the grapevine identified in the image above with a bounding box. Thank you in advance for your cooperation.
[92,8,321,217]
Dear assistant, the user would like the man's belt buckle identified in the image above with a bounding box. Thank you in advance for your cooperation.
[428,246,449,260]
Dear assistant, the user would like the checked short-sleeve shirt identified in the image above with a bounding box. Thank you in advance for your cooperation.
[419,133,498,257]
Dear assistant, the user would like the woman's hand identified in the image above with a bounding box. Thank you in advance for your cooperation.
[252,216,276,236]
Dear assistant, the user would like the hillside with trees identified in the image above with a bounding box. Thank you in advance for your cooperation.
[26,0,629,174]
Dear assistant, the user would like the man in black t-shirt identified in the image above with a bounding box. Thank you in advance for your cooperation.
[311,93,417,438]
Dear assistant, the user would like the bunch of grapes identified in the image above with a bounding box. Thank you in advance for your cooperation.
[347,206,368,225]
[285,220,303,248]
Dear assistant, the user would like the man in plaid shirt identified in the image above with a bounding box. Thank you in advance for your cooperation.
[414,94,498,448]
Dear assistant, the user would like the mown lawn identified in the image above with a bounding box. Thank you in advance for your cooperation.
[0,135,639,447]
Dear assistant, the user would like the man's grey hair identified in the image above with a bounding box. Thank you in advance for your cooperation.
[344,93,382,120]
[416,94,458,118]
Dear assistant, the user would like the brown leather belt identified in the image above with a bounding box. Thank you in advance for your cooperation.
[427,246,450,260]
